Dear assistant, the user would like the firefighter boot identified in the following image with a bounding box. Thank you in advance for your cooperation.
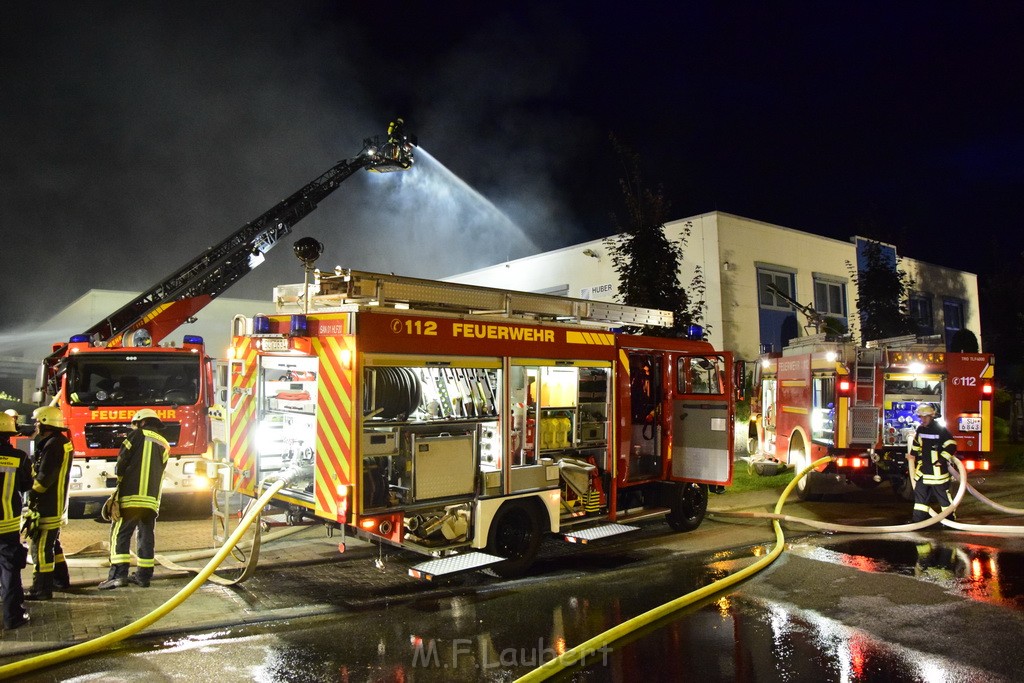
[98,564,129,590]
[128,567,153,588]
[24,573,53,601]
[52,560,71,590]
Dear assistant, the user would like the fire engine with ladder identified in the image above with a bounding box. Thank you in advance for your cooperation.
[224,264,735,579]
[35,120,416,510]
[752,287,994,501]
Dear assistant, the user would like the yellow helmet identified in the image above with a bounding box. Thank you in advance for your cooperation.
[131,408,161,424]
[0,412,18,435]
[32,405,66,429]
[915,404,936,417]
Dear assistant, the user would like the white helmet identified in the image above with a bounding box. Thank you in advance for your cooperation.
[131,408,162,424]
[915,404,936,417]
[32,405,67,430]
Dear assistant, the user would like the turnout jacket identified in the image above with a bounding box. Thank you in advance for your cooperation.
[31,430,73,530]
[0,439,33,535]
[116,427,169,512]
[910,421,957,485]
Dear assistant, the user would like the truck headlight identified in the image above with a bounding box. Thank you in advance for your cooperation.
[183,461,197,476]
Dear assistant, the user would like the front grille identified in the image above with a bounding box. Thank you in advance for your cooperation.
[84,422,182,449]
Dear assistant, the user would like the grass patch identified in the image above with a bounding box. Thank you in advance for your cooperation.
[728,462,794,493]
[989,441,1024,471]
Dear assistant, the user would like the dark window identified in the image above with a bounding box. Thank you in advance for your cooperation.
[758,270,795,310]
[909,295,933,335]
[813,279,846,317]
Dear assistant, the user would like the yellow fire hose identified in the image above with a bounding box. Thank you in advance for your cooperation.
[513,456,830,683]
[0,479,287,681]
[516,452,1024,682]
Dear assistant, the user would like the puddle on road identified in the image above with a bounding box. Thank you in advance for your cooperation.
[791,538,1024,610]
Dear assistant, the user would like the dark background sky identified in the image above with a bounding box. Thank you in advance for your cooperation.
[3,2,1023,339]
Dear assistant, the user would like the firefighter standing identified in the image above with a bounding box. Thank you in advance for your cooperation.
[1,412,32,628]
[25,406,73,600]
[99,409,169,590]
[908,404,958,523]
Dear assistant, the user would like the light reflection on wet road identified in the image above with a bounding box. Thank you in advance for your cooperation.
[18,532,1024,682]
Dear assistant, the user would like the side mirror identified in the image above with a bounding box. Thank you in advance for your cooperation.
[734,360,747,401]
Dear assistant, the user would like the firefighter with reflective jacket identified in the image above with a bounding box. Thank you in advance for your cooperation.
[908,404,958,523]
[98,409,169,590]
[24,406,73,600]
[1,412,33,628]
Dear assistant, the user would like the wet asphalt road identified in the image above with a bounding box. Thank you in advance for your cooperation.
[14,476,1024,681]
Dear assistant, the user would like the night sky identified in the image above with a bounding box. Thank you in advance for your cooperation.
[3,2,1023,339]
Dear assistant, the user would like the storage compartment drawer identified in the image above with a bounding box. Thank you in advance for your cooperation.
[412,434,476,500]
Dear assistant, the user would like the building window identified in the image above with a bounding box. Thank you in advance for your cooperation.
[758,269,795,310]
[909,295,933,335]
[943,298,965,341]
[813,277,846,317]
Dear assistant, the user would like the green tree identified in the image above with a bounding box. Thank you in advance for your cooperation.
[847,239,917,343]
[603,138,706,337]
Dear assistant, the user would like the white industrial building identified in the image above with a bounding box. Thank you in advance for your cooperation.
[445,211,982,362]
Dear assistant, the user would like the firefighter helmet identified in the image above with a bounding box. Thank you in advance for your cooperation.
[131,408,162,424]
[32,405,66,430]
[0,412,18,435]
[915,404,936,417]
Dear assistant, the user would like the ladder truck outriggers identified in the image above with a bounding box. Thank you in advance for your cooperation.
[35,121,416,510]
[225,265,736,579]
[753,326,994,501]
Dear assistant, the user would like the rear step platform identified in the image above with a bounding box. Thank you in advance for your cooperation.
[408,552,505,581]
[562,523,639,544]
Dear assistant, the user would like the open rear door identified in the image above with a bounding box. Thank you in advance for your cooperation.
[670,353,733,485]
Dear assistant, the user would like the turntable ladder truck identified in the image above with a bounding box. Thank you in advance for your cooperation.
[35,121,417,510]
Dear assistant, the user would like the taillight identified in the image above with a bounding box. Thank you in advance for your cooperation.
[981,382,993,399]
[835,456,867,468]
[838,378,852,395]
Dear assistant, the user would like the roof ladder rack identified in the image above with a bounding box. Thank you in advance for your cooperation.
[274,269,674,329]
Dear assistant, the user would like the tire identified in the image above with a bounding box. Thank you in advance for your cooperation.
[486,501,543,578]
[666,482,708,532]
[791,435,823,502]
[892,475,915,501]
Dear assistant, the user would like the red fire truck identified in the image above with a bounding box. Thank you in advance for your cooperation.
[35,121,416,511]
[753,333,993,500]
[225,268,735,578]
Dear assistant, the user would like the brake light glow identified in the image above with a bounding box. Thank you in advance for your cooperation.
[835,457,867,468]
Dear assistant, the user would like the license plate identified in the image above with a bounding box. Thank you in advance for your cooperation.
[959,416,982,432]
[260,337,289,352]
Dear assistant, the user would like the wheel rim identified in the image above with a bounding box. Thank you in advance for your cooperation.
[493,509,532,559]
[680,484,707,522]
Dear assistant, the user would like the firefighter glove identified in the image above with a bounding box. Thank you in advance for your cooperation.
[21,508,40,541]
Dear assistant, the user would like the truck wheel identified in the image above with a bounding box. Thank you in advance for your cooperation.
[891,475,915,501]
[791,436,823,502]
[666,482,708,532]
[486,501,543,578]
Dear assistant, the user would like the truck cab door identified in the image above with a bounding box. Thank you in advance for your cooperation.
[670,353,733,485]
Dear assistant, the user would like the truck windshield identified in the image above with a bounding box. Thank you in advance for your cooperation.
[66,353,201,407]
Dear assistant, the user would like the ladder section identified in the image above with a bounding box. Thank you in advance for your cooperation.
[274,269,674,328]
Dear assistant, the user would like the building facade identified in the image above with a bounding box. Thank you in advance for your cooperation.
[445,212,982,363]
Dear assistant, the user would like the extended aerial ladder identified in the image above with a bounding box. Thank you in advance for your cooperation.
[35,120,416,512]
[82,119,417,352]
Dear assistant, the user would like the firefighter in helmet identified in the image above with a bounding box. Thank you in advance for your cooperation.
[99,408,169,589]
[1,412,33,628]
[24,405,73,600]
[908,404,958,524]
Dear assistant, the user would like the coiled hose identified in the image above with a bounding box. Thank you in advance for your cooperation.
[0,478,287,681]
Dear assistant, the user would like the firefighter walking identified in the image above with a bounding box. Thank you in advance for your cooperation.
[99,409,169,590]
[1,412,33,628]
[24,406,73,600]
[908,404,958,523]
